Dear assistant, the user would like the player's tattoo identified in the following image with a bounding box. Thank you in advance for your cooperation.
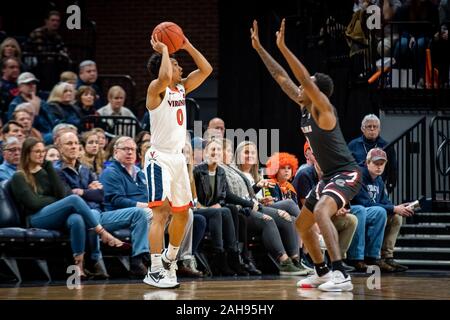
[255,47,299,104]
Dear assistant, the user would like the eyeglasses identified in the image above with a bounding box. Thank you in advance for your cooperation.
[116,147,136,153]
[5,147,22,153]
[364,125,379,130]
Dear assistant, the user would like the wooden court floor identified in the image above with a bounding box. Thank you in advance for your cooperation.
[1,273,449,300]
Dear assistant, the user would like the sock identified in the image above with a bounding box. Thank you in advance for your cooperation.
[314,261,330,277]
[331,260,348,278]
[150,254,162,272]
[166,243,179,261]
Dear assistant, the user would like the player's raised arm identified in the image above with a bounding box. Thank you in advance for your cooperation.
[276,19,334,120]
[251,20,300,106]
[181,37,213,94]
[147,34,172,110]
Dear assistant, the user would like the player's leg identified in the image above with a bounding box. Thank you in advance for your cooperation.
[296,205,334,288]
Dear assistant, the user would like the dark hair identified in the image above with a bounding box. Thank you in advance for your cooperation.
[1,57,20,69]
[313,72,334,98]
[147,53,161,76]
[147,52,176,76]
[47,10,61,19]
[2,120,23,134]
[19,137,44,193]
[76,85,96,105]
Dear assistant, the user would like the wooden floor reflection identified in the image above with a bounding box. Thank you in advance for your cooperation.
[1,274,450,300]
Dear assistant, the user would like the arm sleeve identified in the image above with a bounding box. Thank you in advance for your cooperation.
[101,170,137,208]
[10,173,56,213]
[44,161,68,199]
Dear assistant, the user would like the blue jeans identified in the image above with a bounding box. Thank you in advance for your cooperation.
[347,205,387,260]
[90,208,150,259]
[30,195,100,257]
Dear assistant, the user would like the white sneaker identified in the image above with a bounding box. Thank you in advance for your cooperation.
[143,268,180,289]
[296,270,332,288]
[318,270,353,292]
[161,251,178,283]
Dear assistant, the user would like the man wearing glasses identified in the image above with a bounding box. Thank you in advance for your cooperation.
[0,136,21,181]
[348,114,397,192]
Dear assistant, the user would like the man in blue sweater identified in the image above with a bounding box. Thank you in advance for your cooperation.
[99,136,204,277]
[350,148,412,272]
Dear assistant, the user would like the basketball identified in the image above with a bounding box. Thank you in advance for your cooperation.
[152,21,185,54]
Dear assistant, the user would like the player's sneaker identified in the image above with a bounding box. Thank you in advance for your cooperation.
[161,250,178,283]
[143,268,180,289]
[318,270,353,292]
[296,270,332,288]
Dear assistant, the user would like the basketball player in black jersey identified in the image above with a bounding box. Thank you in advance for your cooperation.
[251,19,361,291]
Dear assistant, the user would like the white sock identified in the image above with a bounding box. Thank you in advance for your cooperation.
[150,254,163,272]
[166,244,179,261]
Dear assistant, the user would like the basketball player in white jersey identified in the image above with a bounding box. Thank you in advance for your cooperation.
[143,34,212,288]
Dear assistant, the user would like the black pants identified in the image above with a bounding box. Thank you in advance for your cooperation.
[195,207,237,252]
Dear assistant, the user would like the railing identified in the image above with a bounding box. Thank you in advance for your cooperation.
[429,116,450,210]
[383,117,427,205]
[81,115,142,138]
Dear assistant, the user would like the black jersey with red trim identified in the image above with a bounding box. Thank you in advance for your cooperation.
[300,106,357,180]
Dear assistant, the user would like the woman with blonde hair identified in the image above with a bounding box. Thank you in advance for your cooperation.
[47,82,83,129]
[80,130,105,176]
[0,37,22,60]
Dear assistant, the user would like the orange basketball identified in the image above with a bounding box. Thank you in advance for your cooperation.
[152,22,185,54]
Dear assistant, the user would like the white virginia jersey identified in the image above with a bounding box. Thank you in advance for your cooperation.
[149,83,187,153]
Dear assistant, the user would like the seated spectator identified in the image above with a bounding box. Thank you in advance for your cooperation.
[55,131,150,277]
[45,144,60,163]
[393,0,439,87]
[79,130,105,177]
[351,148,412,272]
[206,117,226,140]
[97,86,137,136]
[193,139,249,276]
[1,57,20,121]
[10,137,128,279]
[47,82,83,129]
[76,60,103,108]
[75,85,98,118]
[27,11,69,58]
[92,127,108,150]
[7,72,54,142]
[348,114,397,191]
[2,120,25,144]
[0,136,21,181]
[52,123,78,145]
[298,141,315,171]
[99,136,202,277]
[232,140,307,274]
[12,104,42,140]
[265,152,299,204]
[220,139,308,275]
[0,37,22,61]
[60,71,78,87]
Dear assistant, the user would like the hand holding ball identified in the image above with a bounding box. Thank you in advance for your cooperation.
[152,22,185,54]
